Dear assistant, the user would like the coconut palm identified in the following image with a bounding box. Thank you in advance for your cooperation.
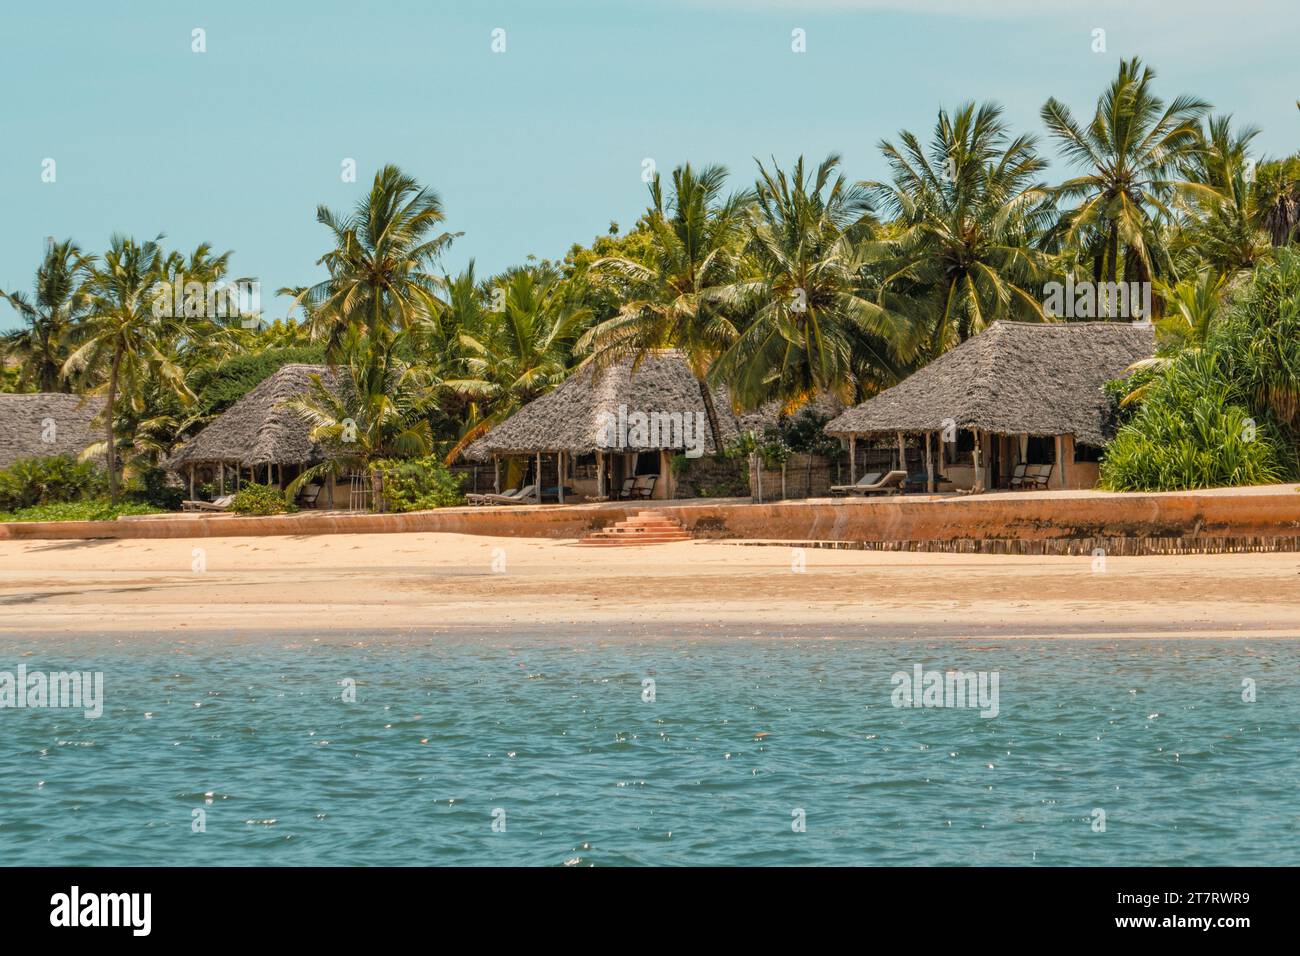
[1041,57,1211,290]
[1251,155,1300,247]
[1,240,93,392]
[579,163,753,439]
[871,101,1056,350]
[447,265,590,459]
[1173,115,1268,275]
[283,165,460,359]
[712,154,910,408]
[63,236,194,501]
[286,329,435,508]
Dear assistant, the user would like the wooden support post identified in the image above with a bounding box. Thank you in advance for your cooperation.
[849,435,857,485]
[973,432,983,492]
[1055,435,1066,490]
[924,432,934,493]
[897,432,906,472]
[596,451,605,498]
[493,456,500,494]
[557,451,565,504]
[219,464,225,495]
[536,451,542,502]
[189,465,195,500]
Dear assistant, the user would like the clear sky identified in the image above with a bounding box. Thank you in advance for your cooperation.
[2,0,1297,329]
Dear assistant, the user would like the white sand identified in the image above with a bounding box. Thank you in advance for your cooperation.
[0,532,1298,638]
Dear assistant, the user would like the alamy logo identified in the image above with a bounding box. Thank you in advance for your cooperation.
[890,664,1000,718]
[595,404,707,458]
[1042,277,1151,321]
[0,665,104,718]
[50,886,151,936]
[151,274,261,327]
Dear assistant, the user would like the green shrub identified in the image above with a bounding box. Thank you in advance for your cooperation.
[229,482,298,516]
[373,456,464,512]
[126,466,185,511]
[0,455,104,511]
[1099,351,1288,491]
[0,500,160,523]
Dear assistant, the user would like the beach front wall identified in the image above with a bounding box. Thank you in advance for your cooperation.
[6,487,1300,553]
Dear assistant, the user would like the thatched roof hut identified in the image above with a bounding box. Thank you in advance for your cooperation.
[168,364,337,471]
[0,392,105,470]
[465,350,745,459]
[825,321,1153,445]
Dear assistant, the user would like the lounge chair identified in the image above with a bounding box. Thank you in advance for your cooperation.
[844,470,907,496]
[829,471,882,496]
[297,483,322,508]
[181,494,235,513]
[614,478,636,500]
[901,472,936,493]
[1028,463,1053,490]
[1007,463,1030,490]
[467,483,526,506]
[474,484,538,506]
[627,474,657,500]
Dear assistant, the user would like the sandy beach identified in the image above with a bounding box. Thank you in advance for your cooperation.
[1,531,1298,638]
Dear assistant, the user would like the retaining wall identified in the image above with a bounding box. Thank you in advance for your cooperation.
[4,486,1300,549]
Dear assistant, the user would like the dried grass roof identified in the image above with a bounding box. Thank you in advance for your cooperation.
[466,351,751,459]
[168,364,337,468]
[0,392,105,469]
[824,321,1154,446]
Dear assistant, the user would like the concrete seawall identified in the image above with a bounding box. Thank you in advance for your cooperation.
[3,486,1300,548]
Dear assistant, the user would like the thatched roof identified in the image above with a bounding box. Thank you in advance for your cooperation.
[466,351,752,460]
[168,364,337,469]
[0,392,105,469]
[824,321,1154,446]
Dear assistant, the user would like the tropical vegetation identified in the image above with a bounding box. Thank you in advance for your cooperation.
[5,57,1300,508]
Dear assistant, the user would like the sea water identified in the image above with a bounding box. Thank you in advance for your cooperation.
[0,631,1295,866]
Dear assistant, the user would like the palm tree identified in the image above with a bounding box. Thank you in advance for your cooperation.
[712,154,910,408]
[1251,155,1300,247]
[448,265,590,459]
[63,236,192,501]
[1173,115,1268,275]
[286,329,435,509]
[871,101,1056,350]
[1041,57,1210,292]
[1,240,93,392]
[283,165,460,359]
[579,163,753,439]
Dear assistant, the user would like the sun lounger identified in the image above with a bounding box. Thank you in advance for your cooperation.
[627,475,657,500]
[181,494,235,512]
[614,478,636,500]
[467,484,526,506]
[829,472,883,496]
[1007,463,1030,490]
[844,470,907,496]
[297,483,322,508]
[473,484,538,506]
[1028,463,1053,490]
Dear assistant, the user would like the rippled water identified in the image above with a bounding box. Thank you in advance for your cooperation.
[0,631,1296,866]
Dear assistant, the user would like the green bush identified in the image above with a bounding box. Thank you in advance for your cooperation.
[0,455,104,511]
[1099,252,1300,491]
[373,456,464,512]
[126,465,185,511]
[0,500,160,523]
[1099,351,1288,491]
[229,482,298,516]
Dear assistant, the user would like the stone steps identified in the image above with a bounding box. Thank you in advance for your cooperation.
[578,511,691,546]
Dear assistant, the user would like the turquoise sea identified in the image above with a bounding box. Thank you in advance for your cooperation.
[0,630,1296,866]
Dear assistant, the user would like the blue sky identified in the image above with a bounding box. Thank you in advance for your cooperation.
[2,0,1297,329]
